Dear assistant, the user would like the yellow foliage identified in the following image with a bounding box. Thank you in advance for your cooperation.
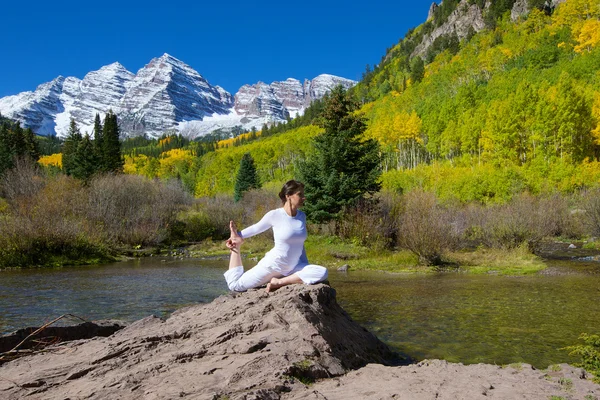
[38,153,62,168]
[574,19,600,53]
[158,136,173,147]
[217,131,262,148]
[366,109,422,149]
[592,92,600,145]
[552,0,600,37]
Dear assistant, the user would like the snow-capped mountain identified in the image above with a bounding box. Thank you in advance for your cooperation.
[0,54,356,139]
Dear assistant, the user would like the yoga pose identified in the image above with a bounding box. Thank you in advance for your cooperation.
[224,180,328,292]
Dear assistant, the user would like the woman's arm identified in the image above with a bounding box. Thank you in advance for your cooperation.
[239,210,276,239]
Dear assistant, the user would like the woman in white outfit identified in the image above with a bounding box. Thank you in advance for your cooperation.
[224,180,328,292]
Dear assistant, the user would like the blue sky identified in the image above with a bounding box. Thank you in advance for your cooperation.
[1,0,434,98]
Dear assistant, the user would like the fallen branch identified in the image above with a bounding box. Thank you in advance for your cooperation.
[0,314,88,361]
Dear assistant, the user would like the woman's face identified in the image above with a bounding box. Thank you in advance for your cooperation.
[287,190,305,208]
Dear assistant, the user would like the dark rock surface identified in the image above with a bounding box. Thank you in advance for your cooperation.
[0,320,127,354]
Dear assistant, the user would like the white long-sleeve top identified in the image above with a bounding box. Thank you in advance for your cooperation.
[240,208,309,268]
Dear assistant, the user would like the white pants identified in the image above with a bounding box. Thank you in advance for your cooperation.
[224,254,328,292]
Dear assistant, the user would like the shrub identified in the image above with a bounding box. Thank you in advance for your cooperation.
[563,333,600,383]
[195,195,244,240]
[0,165,193,267]
[336,193,401,250]
[474,193,580,252]
[581,188,600,237]
[396,190,459,265]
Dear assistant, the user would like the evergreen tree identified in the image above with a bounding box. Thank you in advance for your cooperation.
[0,123,13,174]
[298,86,381,222]
[71,134,98,182]
[102,111,124,173]
[62,119,83,175]
[93,113,104,166]
[23,127,40,161]
[11,123,26,157]
[410,57,425,84]
[234,152,260,202]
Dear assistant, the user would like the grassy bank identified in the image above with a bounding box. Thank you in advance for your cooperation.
[185,234,547,275]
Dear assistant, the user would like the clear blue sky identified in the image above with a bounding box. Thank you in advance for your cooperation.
[0,0,434,98]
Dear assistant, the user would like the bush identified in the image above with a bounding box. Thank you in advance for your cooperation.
[396,190,459,265]
[0,165,193,267]
[86,175,191,245]
[581,188,600,237]
[563,333,600,383]
[473,193,580,252]
[336,193,401,250]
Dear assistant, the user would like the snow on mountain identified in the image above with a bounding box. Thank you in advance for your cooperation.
[0,54,356,139]
[118,54,234,137]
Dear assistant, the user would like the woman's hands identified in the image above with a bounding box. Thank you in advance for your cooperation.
[225,220,243,252]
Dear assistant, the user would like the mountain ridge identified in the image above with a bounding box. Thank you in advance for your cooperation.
[0,53,355,139]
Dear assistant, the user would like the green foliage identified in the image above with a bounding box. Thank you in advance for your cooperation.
[71,134,98,183]
[563,333,600,383]
[61,119,83,176]
[298,86,381,222]
[101,111,124,173]
[410,57,425,84]
[234,152,260,202]
[0,118,41,176]
[61,113,124,180]
[484,0,518,28]
[36,135,62,156]
[194,125,320,197]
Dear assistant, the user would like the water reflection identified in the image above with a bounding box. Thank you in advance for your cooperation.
[329,267,600,368]
[0,258,229,334]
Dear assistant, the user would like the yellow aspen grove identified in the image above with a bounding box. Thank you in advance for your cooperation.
[38,153,63,168]
[574,19,600,53]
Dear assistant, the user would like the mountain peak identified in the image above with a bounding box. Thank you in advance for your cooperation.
[0,55,355,139]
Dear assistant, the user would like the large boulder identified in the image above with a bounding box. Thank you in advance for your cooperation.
[0,284,394,399]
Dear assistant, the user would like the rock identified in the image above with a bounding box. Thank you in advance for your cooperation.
[0,320,127,355]
[568,243,577,249]
[337,264,350,272]
[0,284,393,399]
[412,0,486,58]
[2,284,599,399]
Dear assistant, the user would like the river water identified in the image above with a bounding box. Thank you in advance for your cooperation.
[1,256,598,368]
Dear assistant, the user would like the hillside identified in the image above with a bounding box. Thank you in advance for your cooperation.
[172,0,599,202]
[32,0,600,203]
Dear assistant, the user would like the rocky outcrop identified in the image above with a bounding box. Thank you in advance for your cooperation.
[287,360,600,399]
[0,284,394,399]
[2,284,597,399]
[413,0,486,58]
[511,0,568,21]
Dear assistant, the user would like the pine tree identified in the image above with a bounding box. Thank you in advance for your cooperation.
[71,134,98,182]
[298,86,381,222]
[102,111,124,173]
[0,123,13,174]
[93,113,104,167]
[23,127,40,161]
[234,152,260,202]
[410,57,425,85]
[62,119,83,175]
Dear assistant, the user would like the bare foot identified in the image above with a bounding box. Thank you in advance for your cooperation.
[265,277,283,293]
[226,221,243,252]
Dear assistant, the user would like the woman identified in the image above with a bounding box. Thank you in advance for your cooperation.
[224,180,328,292]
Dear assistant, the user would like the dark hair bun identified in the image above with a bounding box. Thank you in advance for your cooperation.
[279,180,304,203]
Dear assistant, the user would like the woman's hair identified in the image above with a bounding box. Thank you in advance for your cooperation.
[278,180,304,203]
